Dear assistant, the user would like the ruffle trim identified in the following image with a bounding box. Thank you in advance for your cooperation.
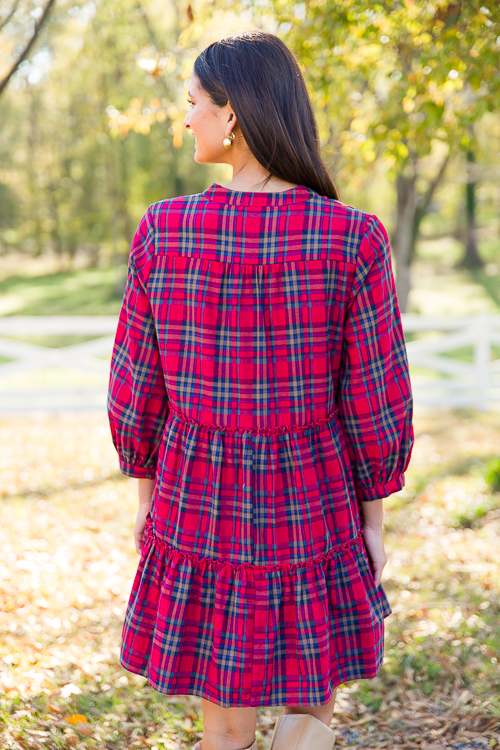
[144,518,364,573]
[168,403,339,436]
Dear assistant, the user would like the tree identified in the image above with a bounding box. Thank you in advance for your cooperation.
[0,0,205,268]
[211,0,500,311]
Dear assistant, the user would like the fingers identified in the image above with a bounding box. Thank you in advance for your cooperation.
[135,533,143,554]
[371,562,386,587]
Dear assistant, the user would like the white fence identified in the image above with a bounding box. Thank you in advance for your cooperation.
[403,312,500,411]
[0,317,116,411]
[0,313,499,412]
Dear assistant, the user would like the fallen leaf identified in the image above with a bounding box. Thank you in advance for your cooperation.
[65,714,88,725]
[430,721,452,736]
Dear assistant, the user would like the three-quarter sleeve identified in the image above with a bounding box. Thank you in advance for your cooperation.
[107,209,169,479]
[338,215,414,501]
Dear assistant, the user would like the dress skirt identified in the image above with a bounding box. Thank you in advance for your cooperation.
[118,406,393,708]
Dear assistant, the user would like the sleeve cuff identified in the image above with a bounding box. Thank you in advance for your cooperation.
[118,457,157,479]
[356,474,405,501]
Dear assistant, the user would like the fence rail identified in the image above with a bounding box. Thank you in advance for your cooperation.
[0,313,499,412]
[403,312,500,411]
[0,317,116,411]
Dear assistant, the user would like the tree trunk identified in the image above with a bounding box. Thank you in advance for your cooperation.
[120,136,133,245]
[27,87,43,257]
[460,146,484,269]
[100,72,121,274]
[391,152,450,313]
[392,170,418,314]
[48,183,63,258]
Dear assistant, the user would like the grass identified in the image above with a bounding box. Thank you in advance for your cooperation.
[1,407,500,749]
[0,335,110,349]
[0,265,124,317]
[409,234,500,317]
[0,235,499,318]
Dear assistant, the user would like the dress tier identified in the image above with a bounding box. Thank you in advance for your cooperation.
[108,183,414,707]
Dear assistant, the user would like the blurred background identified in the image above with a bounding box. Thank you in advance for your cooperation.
[1,1,499,749]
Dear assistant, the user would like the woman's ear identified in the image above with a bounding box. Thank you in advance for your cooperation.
[226,111,237,130]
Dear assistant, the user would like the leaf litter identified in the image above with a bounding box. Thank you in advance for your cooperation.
[0,406,499,749]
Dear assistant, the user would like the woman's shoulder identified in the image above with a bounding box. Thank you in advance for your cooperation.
[308,190,379,225]
[148,189,377,220]
[146,194,192,217]
[306,192,386,254]
[143,190,386,262]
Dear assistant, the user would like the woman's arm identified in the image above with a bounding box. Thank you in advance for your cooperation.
[359,498,387,587]
[336,216,413,586]
[107,208,169,481]
[359,497,383,529]
[360,529,387,588]
[337,215,414,502]
[107,208,169,553]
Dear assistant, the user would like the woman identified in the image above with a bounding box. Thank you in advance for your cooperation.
[108,29,413,750]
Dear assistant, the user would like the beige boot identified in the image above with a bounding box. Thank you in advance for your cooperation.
[268,714,336,750]
[192,739,257,750]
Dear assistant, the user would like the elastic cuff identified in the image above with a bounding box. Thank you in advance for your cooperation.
[356,474,405,501]
[119,458,157,479]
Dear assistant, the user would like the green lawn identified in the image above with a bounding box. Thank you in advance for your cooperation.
[409,235,500,317]
[0,266,124,317]
[0,235,499,318]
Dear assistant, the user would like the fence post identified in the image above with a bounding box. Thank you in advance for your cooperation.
[474,312,490,412]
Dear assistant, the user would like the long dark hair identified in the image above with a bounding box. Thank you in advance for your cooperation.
[193,30,340,201]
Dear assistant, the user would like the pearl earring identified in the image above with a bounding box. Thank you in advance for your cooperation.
[223,132,235,149]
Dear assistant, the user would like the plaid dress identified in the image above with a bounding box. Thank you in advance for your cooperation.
[107,183,414,708]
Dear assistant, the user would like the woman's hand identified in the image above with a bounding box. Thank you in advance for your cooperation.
[134,478,155,554]
[358,498,387,587]
[360,525,387,587]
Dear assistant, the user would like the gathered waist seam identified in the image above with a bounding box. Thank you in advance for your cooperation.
[168,403,339,435]
[144,519,362,572]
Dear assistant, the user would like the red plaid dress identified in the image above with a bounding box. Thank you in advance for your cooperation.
[107,183,414,707]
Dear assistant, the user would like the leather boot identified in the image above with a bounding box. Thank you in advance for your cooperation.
[268,713,336,749]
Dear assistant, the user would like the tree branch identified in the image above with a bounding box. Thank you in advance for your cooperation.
[0,0,57,98]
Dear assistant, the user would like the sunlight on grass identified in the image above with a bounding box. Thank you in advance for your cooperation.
[409,237,500,316]
[0,268,124,317]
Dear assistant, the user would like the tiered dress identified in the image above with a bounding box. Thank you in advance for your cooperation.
[107,183,414,708]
